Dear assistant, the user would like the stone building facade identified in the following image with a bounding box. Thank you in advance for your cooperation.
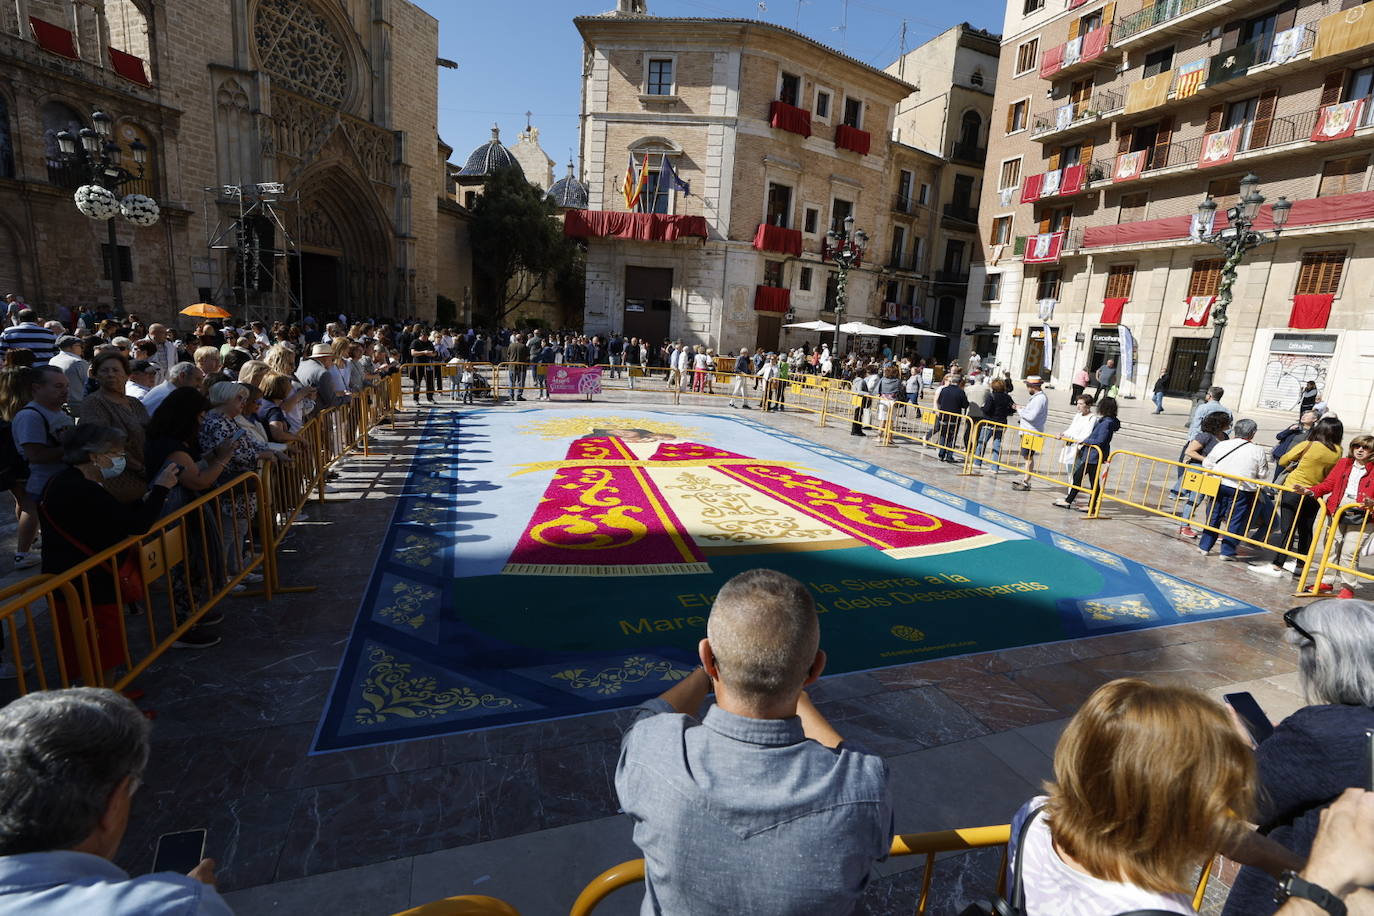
[574,8,918,355]
[0,0,444,324]
[887,24,1001,357]
[969,0,1374,427]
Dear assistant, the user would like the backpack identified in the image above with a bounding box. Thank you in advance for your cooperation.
[0,406,52,480]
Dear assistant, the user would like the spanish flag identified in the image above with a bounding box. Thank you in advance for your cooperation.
[622,153,649,210]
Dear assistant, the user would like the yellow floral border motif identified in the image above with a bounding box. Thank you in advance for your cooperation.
[375,581,438,630]
[355,648,514,725]
[551,655,692,695]
[1081,597,1156,623]
[518,415,705,441]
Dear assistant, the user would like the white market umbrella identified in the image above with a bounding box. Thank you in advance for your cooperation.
[838,321,889,335]
[783,320,836,331]
[883,324,946,338]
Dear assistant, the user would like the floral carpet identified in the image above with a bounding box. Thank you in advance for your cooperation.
[311,409,1261,753]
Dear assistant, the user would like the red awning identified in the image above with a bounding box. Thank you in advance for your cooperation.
[753,223,803,257]
[563,210,710,242]
[834,124,871,156]
[754,286,791,313]
[769,100,812,138]
[109,47,151,86]
[30,16,78,60]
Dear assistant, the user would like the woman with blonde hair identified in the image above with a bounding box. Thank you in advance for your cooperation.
[264,344,315,431]
[328,337,354,399]
[1008,678,1281,914]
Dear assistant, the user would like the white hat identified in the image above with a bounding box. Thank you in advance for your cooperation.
[309,343,334,358]
[1024,375,1044,385]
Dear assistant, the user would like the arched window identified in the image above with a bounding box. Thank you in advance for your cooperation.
[41,101,85,189]
[0,96,14,179]
[960,111,983,149]
[116,120,156,196]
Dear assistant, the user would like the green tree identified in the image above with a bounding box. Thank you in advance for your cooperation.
[469,167,580,325]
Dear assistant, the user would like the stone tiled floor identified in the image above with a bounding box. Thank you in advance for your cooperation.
[91,398,1312,916]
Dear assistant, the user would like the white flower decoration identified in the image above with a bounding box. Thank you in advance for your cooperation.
[120,193,160,227]
[74,184,119,220]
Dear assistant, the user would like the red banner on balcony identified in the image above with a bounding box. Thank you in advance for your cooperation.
[563,210,710,242]
[1082,214,1192,248]
[752,223,803,256]
[768,100,812,138]
[29,16,78,59]
[1289,294,1334,330]
[1020,172,1044,203]
[1113,151,1146,182]
[1198,128,1241,168]
[1081,27,1108,62]
[1184,296,1215,327]
[1039,44,1065,79]
[1100,297,1128,324]
[1024,231,1065,264]
[753,285,791,313]
[1311,99,1365,141]
[1059,163,1086,195]
[108,47,151,86]
[834,124,871,155]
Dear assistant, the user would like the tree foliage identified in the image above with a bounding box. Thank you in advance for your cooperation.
[469,167,580,325]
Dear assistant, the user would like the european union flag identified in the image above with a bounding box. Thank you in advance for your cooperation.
[658,156,690,195]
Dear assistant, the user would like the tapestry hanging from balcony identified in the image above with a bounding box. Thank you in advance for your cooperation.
[1311,100,1364,141]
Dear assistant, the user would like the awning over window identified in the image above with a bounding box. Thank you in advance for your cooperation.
[109,47,151,86]
[30,16,78,60]
[753,223,802,256]
[563,210,710,242]
[754,286,791,313]
[834,124,871,156]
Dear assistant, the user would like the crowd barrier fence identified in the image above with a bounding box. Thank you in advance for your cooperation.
[1306,500,1374,595]
[960,418,1106,502]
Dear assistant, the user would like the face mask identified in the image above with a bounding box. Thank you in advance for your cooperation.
[101,456,126,479]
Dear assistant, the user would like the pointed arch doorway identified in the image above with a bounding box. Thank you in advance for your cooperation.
[292,165,393,317]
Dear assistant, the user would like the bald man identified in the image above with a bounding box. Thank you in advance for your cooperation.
[615,569,892,916]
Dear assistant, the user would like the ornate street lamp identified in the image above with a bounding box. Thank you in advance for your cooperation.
[52,110,161,313]
[825,213,867,363]
[1191,172,1291,405]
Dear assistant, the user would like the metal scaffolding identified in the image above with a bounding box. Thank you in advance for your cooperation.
[201,182,304,325]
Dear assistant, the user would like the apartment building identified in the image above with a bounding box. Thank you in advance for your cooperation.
[888,24,1002,358]
[574,4,920,355]
[969,0,1374,427]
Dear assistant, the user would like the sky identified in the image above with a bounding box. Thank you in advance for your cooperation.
[413,0,1008,185]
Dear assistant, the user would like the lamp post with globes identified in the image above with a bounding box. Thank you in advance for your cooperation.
[1191,172,1292,406]
[825,213,867,363]
[53,109,160,314]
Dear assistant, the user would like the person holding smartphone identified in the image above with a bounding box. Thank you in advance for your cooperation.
[1221,599,1374,916]
[0,688,232,914]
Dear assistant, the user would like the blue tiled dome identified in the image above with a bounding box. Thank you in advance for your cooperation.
[458,125,523,179]
[546,162,589,208]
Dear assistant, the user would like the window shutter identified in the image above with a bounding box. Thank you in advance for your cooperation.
[1189,259,1223,297]
[1205,104,1225,133]
[1039,212,1051,233]
[1014,235,1027,256]
[1319,155,1370,197]
[1320,70,1347,107]
[1274,0,1297,31]
[1116,126,1133,154]
[1007,103,1016,133]
[1151,117,1173,168]
[1081,136,1095,166]
[1068,18,1081,39]
[1297,250,1348,295]
[1102,3,1116,26]
[1250,89,1279,148]
[1220,20,1242,51]
[1048,147,1062,170]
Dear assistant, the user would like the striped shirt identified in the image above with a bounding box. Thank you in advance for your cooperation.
[0,323,57,365]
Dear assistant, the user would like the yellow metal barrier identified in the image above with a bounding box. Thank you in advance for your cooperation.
[1306,500,1374,595]
[963,417,1106,503]
[391,896,522,916]
[567,823,1214,915]
[1093,450,1325,590]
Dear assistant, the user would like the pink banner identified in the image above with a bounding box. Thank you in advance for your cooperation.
[546,366,603,396]
[1311,99,1364,141]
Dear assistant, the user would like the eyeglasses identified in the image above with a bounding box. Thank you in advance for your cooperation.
[1283,606,1315,643]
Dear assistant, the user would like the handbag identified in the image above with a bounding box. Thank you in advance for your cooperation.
[958,807,1042,916]
[1273,442,1310,486]
[36,485,145,604]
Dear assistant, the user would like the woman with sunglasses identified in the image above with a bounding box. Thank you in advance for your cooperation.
[1222,599,1374,915]
[1295,433,1374,598]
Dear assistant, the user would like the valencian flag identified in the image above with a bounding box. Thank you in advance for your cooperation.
[1174,59,1207,100]
[622,154,649,210]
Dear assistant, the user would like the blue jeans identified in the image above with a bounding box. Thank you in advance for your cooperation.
[1152,391,1165,412]
[1198,485,1254,556]
[975,426,1003,467]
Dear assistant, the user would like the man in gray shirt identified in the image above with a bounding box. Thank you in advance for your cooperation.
[615,569,892,916]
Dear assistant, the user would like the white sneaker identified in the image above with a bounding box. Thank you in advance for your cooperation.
[13,553,39,570]
[1247,564,1285,577]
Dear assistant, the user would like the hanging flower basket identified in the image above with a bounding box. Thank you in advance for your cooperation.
[74,184,119,220]
[120,193,160,226]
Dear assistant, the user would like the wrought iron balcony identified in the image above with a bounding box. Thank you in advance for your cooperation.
[1031,88,1124,139]
[949,141,986,165]
[942,203,979,225]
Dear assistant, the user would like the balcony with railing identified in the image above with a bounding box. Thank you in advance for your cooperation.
[941,203,979,227]
[948,141,986,165]
[934,268,971,285]
[1038,27,1115,81]
[892,193,915,214]
[1087,102,1357,188]
[1030,87,1124,141]
[1110,0,1250,48]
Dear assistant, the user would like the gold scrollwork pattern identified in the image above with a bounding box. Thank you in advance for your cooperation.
[1081,597,1156,623]
[375,581,437,629]
[662,472,833,543]
[739,467,943,533]
[393,533,440,568]
[1145,570,1246,615]
[530,469,648,550]
[355,649,514,725]
[551,656,692,695]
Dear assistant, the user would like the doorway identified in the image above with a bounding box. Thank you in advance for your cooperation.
[291,252,341,317]
[1165,336,1211,396]
[755,315,781,352]
[623,266,673,344]
[1024,326,1058,378]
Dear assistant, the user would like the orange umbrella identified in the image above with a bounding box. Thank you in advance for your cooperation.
[180,302,232,319]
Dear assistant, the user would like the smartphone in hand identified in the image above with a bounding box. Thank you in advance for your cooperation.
[153,828,206,875]
[1224,692,1274,745]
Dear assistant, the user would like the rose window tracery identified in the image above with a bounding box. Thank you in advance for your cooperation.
[253,0,352,108]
